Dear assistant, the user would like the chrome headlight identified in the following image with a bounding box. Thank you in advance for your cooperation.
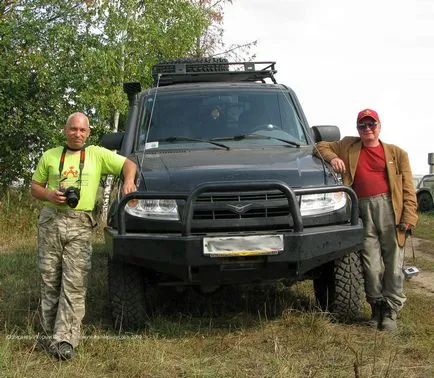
[299,192,347,216]
[125,199,179,220]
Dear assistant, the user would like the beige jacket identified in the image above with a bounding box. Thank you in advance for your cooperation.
[315,137,418,247]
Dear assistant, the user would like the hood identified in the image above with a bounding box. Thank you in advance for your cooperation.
[133,147,329,192]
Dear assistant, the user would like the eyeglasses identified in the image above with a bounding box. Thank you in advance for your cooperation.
[357,121,377,130]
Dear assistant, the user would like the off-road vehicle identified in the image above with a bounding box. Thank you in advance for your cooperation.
[101,58,365,330]
[415,173,434,212]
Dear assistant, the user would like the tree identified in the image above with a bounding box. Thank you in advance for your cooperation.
[0,0,210,190]
[0,0,257,194]
[191,0,257,60]
[76,0,211,219]
[0,1,92,188]
[78,0,210,131]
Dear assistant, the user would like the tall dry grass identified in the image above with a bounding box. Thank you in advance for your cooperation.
[0,190,433,377]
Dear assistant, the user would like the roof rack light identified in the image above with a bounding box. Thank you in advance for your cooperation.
[153,61,277,86]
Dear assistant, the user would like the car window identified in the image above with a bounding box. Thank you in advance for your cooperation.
[420,175,434,190]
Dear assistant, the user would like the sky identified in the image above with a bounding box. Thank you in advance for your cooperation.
[222,0,434,174]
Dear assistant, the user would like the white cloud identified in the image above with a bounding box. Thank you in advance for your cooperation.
[223,0,434,174]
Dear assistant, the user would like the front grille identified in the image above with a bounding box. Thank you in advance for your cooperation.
[194,206,290,219]
[195,191,285,203]
[191,190,294,232]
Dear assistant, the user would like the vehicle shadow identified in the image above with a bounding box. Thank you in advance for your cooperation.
[86,243,317,334]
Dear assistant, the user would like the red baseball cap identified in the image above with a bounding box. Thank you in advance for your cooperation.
[357,109,380,123]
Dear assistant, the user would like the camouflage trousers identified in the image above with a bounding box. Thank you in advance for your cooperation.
[37,206,95,348]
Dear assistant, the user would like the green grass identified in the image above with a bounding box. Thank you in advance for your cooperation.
[1,190,433,377]
[413,212,434,241]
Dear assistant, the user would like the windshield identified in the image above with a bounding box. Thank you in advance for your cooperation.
[138,88,308,150]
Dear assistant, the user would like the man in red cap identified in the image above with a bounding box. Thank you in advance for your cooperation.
[315,108,418,330]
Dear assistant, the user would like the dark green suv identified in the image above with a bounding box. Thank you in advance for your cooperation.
[101,59,365,330]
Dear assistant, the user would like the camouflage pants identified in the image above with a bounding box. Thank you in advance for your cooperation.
[37,206,95,348]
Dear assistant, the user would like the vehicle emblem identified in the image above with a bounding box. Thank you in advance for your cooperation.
[227,203,253,214]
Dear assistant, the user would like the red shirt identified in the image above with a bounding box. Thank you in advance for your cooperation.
[352,144,389,198]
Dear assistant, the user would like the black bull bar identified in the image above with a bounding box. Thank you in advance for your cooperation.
[116,180,360,235]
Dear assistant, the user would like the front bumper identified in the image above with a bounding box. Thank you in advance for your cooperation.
[105,222,363,284]
[105,181,364,285]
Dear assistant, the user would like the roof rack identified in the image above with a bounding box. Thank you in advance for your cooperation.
[153,61,277,86]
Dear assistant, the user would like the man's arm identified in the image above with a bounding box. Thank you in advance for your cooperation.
[399,151,418,229]
[315,141,347,173]
[120,158,137,195]
[30,180,66,205]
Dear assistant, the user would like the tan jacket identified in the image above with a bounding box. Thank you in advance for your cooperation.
[315,137,418,247]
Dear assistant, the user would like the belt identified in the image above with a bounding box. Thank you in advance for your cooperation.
[43,206,93,216]
[358,192,390,201]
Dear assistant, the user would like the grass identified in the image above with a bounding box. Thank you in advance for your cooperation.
[413,211,434,240]
[1,190,433,377]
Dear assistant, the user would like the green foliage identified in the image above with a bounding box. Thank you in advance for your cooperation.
[0,0,217,190]
[0,1,94,188]
[78,0,210,129]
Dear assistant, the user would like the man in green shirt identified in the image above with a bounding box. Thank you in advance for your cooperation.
[31,112,136,360]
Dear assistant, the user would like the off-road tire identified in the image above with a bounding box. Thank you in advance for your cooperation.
[108,258,147,331]
[152,57,229,83]
[417,191,432,212]
[313,251,365,321]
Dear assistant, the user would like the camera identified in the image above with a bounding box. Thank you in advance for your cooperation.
[60,186,81,208]
[402,266,420,280]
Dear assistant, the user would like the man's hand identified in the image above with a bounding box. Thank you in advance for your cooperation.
[330,157,346,173]
[398,223,413,233]
[48,189,67,205]
[121,159,137,195]
[121,180,137,195]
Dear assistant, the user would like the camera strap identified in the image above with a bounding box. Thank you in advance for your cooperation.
[403,231,416,264]
[59,146,86,189]
[408,233,416,262]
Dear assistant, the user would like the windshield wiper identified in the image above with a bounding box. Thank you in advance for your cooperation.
[213,134,300,147]
[161,136,230,150]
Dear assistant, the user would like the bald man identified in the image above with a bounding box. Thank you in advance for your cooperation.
[31,112,136,359]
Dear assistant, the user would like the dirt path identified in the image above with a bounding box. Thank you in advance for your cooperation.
[404,237,434,297]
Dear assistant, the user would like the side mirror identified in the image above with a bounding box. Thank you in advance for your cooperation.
[100,132,124,151]
[311,125,340,143]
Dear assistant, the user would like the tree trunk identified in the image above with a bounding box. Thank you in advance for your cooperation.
[101,110,120,223]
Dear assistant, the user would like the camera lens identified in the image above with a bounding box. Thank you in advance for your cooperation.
[67,194,79,208]
[64,187,80,208]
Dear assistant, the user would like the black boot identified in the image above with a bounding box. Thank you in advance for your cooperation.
[368,301,382,329]
[381,303,398,331]
[49,341,75,360]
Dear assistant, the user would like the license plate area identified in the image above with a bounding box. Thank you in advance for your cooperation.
[203,234,283,257]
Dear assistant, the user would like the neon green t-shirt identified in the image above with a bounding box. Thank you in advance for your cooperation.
[32,145,126,211]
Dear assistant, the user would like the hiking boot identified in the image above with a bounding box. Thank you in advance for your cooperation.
[381,305,398,331]
[49,341,75,360]
[367,302,382,329]
[36,334,51,352]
